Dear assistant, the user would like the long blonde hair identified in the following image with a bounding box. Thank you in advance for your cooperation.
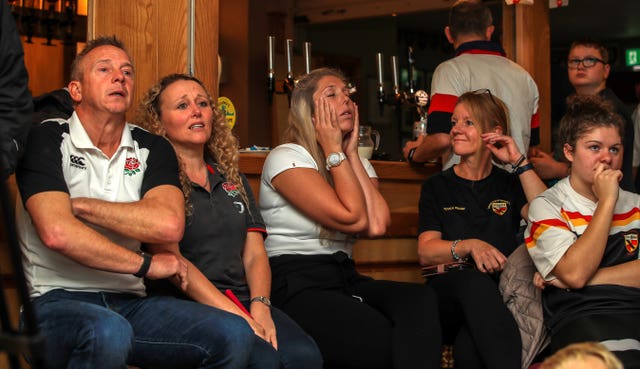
[136,73,249,215]
[284,68,354,240]
[283,68,349,186]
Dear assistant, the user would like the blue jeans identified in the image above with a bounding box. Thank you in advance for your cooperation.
[28,289,254,369]
[245,304,323,369]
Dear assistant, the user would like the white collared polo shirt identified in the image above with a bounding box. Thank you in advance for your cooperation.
[16,111,181,298]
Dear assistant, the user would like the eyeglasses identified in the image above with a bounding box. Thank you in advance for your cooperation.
[466,88,509,134]
[472,88,492,95]
[471,88,501,113]
[567,57,606,69]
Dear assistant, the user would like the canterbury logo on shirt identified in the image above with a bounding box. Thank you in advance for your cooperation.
[69,154,86,169]
[233,201,245,214]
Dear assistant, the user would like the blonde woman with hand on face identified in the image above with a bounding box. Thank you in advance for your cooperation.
[260,68,442,369]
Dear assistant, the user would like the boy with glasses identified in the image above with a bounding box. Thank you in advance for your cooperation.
[530,39,636,192]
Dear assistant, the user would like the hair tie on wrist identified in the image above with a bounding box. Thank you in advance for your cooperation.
[511,154,526,173]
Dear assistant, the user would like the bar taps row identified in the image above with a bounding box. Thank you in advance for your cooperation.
[267,36,312,105]
[375,46,429,118]
[265,35,428,121]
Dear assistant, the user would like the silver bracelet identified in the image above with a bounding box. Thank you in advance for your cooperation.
[450,239,466,262]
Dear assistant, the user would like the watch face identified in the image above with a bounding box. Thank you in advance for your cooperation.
[251,296,271,306]
[326,152,345,170]
[328,153,340,165]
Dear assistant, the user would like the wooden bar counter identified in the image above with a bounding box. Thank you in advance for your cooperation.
[240,153,440,284]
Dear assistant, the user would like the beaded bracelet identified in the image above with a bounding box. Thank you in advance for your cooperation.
[451,239,467,262]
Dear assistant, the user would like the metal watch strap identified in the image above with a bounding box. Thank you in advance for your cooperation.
[407,147,417,163]
[250,296,271,307]
[134,251,152,278]
[325,152,346,171]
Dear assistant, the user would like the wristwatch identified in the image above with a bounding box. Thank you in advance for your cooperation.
[134,251,153,278]
[407,147,417,163]
[325,152,346,171]
[250,296,272,307]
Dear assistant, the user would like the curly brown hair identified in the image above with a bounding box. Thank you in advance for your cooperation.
[558,94,624,153]
[135,73,249,215]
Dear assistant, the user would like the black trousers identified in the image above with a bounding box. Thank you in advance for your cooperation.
[428,268,522,369]
[270,252,442,369]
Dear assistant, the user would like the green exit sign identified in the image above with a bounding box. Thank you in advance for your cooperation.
[626,48,640,66]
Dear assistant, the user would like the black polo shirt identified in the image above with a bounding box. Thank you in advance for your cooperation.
[179,161,266,301]
[418,165,526,258]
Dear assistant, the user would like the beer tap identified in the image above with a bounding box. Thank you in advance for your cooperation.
[391,55,405,106]
[267,37,312,106]
[376,52,385,116]
[373,47,429,120]
[283,39,295,106]
[407,46,416,95]
[304,42,312,74]
[267,36,276,105]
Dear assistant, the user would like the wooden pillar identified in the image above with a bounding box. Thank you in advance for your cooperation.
[503,1,552,153]
[87,0,219,120]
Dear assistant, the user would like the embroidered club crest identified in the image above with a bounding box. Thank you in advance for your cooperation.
[124,157,141,176]
[488,200,508,216]
[222,182,239,197]
[624,232,639,254]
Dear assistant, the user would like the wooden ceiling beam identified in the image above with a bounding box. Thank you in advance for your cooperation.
[293,0,456,24]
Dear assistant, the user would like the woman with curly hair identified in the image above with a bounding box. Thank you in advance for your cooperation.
[137,73,322,369]
[259,68,442,369]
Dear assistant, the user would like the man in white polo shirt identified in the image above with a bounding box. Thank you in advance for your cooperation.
[15,36,255,369]
[402,0,539,170]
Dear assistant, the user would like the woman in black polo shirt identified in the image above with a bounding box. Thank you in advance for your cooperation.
[137,73,322,369]
[417,90,547,369]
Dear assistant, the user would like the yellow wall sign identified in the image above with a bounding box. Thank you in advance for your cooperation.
[217,96,236,130]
